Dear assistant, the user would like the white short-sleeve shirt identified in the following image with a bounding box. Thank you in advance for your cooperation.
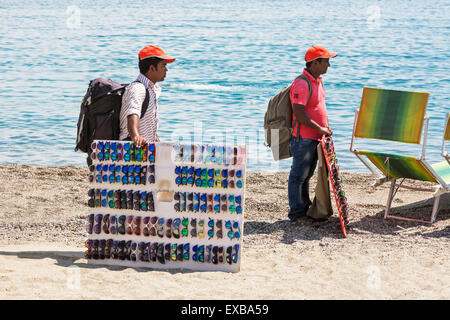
[119,73,162,142]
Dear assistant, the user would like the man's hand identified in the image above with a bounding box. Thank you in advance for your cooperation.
[318,126,332,137]
[132,135,146,148]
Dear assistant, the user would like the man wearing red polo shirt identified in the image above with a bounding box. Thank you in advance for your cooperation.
[288,45,337,223]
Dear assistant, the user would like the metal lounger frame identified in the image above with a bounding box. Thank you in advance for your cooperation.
[350,109,449,224]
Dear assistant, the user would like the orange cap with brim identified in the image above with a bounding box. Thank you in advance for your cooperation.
[305,45,337,62]
[138,45,175,63]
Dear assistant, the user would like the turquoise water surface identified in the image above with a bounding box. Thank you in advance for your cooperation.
[0,0,449,172]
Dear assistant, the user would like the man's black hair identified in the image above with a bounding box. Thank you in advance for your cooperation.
[139,57,164,74]
[306,57,323,68]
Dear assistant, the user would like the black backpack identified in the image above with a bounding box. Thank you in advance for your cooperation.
[75,78,149,165]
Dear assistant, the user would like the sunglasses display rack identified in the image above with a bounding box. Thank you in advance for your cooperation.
[85,140,246,272]
[320,136,349,238]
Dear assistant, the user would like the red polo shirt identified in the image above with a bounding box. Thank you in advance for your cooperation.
[290,68,328,141]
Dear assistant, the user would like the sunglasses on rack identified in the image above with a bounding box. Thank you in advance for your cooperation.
[87,188,155,212]
[142,216,158,237]
[192,244,205,262]
[85,239,241,265]
[157,243,165,264]
[181,218,189,237]
[190,219,197,237]
[125,215,141,235]
[137,241,148,262]
[150,242,158,262]
[172,218,181,239]
[212,246,224,265]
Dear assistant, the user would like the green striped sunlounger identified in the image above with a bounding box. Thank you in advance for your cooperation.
[350,87,449,223]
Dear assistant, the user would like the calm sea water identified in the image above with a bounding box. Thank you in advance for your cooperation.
[0,0,449,172]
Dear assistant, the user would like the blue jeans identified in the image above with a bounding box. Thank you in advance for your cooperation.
[288,135,319,221]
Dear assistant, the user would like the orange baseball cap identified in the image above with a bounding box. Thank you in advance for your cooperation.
[138,45,175,63]
[305,45,337,62]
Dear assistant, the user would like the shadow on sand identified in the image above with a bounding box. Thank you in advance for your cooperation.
[244,194,450,242]
[0,249,198,274]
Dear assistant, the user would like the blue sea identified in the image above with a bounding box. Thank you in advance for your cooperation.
[1,0,449,172]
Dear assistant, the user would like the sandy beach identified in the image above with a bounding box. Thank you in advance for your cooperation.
[0,164,448,300]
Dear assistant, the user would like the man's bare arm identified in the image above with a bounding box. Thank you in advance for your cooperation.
[292,103,332,136]
[127,114,146,147]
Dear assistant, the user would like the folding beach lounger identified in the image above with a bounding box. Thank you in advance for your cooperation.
[442,113,450,163]
[350,87,450,224]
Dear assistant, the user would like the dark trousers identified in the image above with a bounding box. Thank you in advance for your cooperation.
[287,135,319,221]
